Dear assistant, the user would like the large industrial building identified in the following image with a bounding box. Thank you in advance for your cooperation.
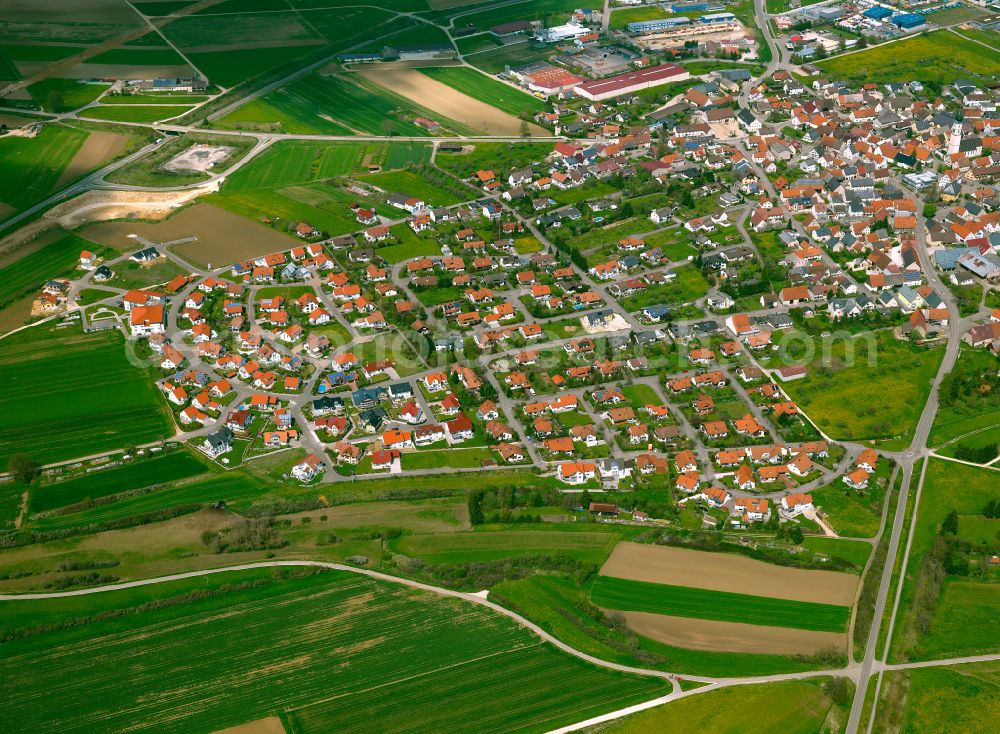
[628,16,692,33]
[574,62,690,101]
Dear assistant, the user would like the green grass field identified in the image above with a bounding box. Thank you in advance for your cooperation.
[187,45,325,87]
[894,661,1000,733]
[0,326,173,471]
[27,78,110,111]
[393,529,622,564]
[801,537,873,568]
[0,125,88,214]
[359,168,466,206]
[417,66,545,117]
[0,568,667,734]
[0,44,81,62]
[895,459,1000,660]
[400,448,494,470]
[0,231,103,310]
[590,575,851,632]
[84,47,188,66]
[599,678,847,733]
[816,30,1000,85]
[29,450,210,514]
[81,105,194,122]
[779,333,943,444]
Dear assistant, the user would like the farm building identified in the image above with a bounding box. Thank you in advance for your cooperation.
[574,62,690,101]
[699,12,735,23]
[490,20,533,37]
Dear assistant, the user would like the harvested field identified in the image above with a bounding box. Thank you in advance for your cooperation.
[355,67,545,137]
[0,293,35,332]
[82,202,295,268]
[600,542,858,606]
[55,129,129,188]
[623,611,846,655]
[212,718,286,734]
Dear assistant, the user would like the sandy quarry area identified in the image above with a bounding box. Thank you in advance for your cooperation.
[600,542,858,606]
[355,68,546,137]
[163,144,234,173]
[623,611,846,656]
[212,717,286,734]
[56,130,130,188]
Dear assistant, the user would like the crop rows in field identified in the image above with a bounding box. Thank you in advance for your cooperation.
[590,576,851,633]
[0,570,667,734]
[0,329,172,471]
[29,450,209,514]
[0,232,99,308]
[0,125,88,211]
[418,66,545,118]
[27,471,269,532]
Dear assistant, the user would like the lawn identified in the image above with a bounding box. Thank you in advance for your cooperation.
[914,580,1000,660]
[0,326,173,471]
[0,125,88,214]
[393,528,622,564]
[816,30,1000,85]
[0,567,668,734]
[400,447,494,470]
[27,78,110,112]
[29,450,210,514]
[590,575,851,632]
[802,536,873,568]
[598,678,847,734]
[779,333,943,444]
[0,231,105,310]
[417,66,545,118]
[81,105,194,123]
[810,482,885,538]
[620,265,710,311]
[359,169,467,206]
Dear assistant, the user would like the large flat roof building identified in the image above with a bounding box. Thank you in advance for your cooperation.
[574,62,690,101]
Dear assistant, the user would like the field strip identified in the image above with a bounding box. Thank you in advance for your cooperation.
[283,643,543,714]
[600,542,858,606]
[621,611,846,656]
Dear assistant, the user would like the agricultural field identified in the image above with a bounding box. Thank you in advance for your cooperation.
[28,450,210,514]
[590,575,851,632]
[27,78,110,112]
[893,459,1000,661]
[881,662,1000,734]
[417,66,546,118]
[601,678,851,733]
[0,567,668,734]
[359,169,468,206]
[465,41,555,74]
[392,528,622,564]
[80,105,193,123]
[816,30,1000,86]
[356,67,546,136]
[0,325,173,471]
[218,72,455,136]
[0,124,88,216]
[776,332,943,445]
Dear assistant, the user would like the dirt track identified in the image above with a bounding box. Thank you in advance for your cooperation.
[600,542,858,606]
[355,68,545,137]
[623,611,846,656]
